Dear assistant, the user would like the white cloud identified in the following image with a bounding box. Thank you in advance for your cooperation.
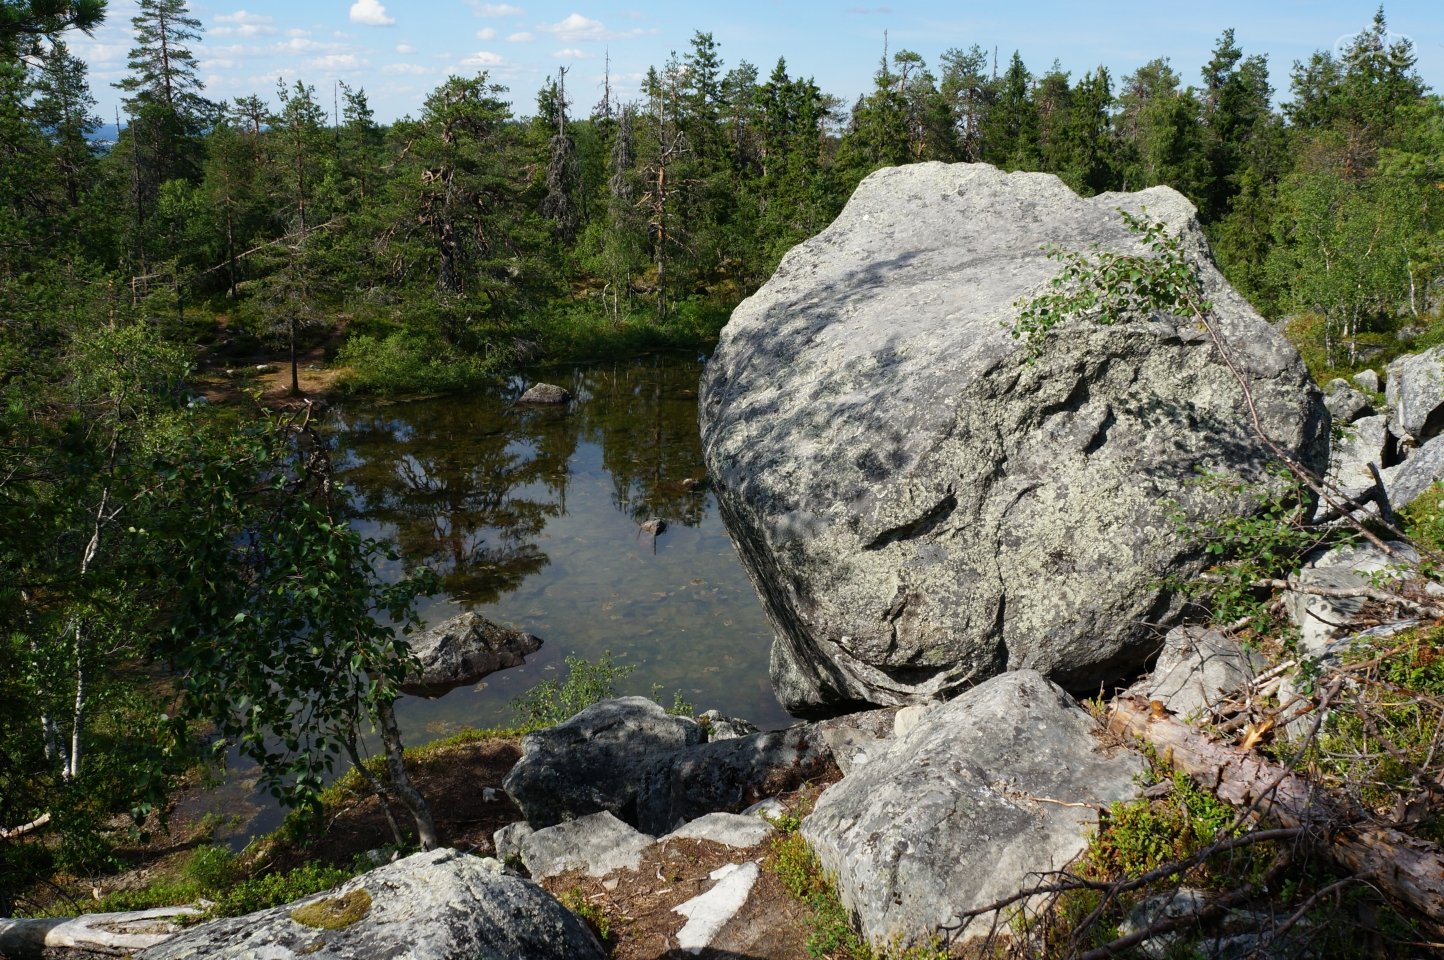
[538,13,646,42]
[396,42,416,53]
[460,50,505,67]
[288,28,311,38]
[309,53,366,71]
[213,10,277,36]
[348,0,395,27]
[472,3,524,15]
[382,62,431,75]
[476,27,496,39]
[506,31,533,42]
[553,47,588,59]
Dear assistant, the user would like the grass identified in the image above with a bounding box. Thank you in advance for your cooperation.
[766,811,951,960]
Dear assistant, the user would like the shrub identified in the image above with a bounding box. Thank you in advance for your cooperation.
[336,332,504,395]
[510,651,636,729]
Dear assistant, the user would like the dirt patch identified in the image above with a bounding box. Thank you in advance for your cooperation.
[262,737,524,873]
[540,837,817,960]
[537,780,838,960]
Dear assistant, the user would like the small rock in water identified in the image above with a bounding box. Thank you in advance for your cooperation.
[518,382,571,405]
[482,787,498,803]
[639,518,668,537]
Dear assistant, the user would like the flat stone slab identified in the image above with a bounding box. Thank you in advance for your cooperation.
[673,862,761,954]
[664,812,774,849]
[514,811,654,881]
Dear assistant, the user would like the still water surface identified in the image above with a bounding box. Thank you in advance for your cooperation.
[202,357,788,842]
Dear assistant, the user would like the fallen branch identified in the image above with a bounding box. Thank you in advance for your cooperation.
[1109,695,1444,924]
[0,813,50,840]
[0,905,202,958]
[1197,573,1444,619]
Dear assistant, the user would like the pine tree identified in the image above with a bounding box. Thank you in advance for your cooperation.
[939,45,993,162]
[30,39,98,208]
[116,0,210,189]
[980,51,1040,170]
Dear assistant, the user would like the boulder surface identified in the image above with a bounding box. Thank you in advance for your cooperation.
[801,670,1145,948]
[699,162,1327,713]
[138,848,606,960]
[401,610,541,696]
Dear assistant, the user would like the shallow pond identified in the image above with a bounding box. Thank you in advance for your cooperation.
[202,357,788,843]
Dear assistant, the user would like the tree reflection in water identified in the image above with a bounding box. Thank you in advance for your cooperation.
[322,358,791,735]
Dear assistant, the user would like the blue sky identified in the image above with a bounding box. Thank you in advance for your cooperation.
[68,1,1444,125]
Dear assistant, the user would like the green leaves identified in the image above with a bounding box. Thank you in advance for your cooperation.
[1009,210,1206,358]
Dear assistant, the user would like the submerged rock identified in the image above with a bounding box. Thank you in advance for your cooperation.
[138,848,606,960]
[801,670,1145,948]
[700,161,1327,714]
[401,611,541,696]
[518,382,572,404]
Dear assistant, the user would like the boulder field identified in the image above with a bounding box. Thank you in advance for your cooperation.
[700,161,1328,715]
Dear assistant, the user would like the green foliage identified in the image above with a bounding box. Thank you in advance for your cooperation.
[1010,210,1206,357]
[1083,771,1246,881]
[1401,482,1444,561]
[1301,625,1444,843]
[558,887,613,943]
[1168,467,1340,630]
[510,651,636,729]
[213,861,353,918]
[337,331,505,395]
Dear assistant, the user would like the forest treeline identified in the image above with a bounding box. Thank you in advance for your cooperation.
[4,3,1443,389]
[3,0,1444,912]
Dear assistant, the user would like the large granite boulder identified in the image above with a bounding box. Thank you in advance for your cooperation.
[1386,345,1444,448]
[801,670,1145,948]
[401,611,541,696]
[700,162,1327,714]
[138,848,606,959]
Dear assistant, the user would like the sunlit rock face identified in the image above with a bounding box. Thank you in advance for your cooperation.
[700,162,1327,716]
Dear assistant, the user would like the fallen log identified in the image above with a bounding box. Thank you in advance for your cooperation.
[0,905,202,958]
[1108,695,1444,925]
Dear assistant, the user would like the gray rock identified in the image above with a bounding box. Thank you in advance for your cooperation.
[637,724,834,834]
[1286,541,1418,658]
[1327,414,1393,500]
[492,820,534,864]
[891,703,935,738]
[1137,626,1264,721]
[1353,369,1381,394]
[698,709,759,741]
[700,162,1327,714]
[1382,432,1444,509]
[512,811,654,880]
[518,382,571,404]
[802,670,1145,948]
[817,722,884,775]
[138,848,606,960]
[1119,888,1209,960]
[401,611,541,696]
[664,812,774,849]
[1386,346,1444,446]
[1324,381,1374,424]
[811,706,898,774]
[741,797,788,820]
[503,697,703,829]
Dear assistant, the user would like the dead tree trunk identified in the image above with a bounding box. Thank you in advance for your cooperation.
[1108,696,1444,924]
[0,906,202,958]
